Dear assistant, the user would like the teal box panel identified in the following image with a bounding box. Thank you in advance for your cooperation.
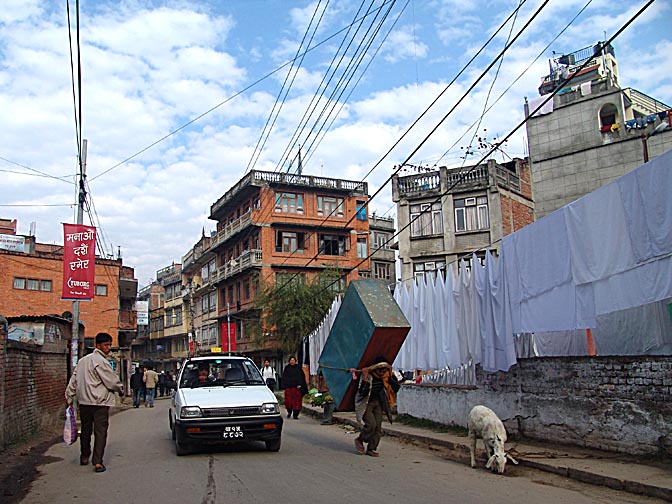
[319,280,410,411]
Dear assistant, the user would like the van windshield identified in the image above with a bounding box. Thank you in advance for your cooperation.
[179,359,265,388]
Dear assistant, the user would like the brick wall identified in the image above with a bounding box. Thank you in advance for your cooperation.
[0,251,121,345]
[0,316,71,451]
[500,194,535,236]
[398,356,672,456]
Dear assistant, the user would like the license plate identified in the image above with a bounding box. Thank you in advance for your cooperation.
[222,426,244,439]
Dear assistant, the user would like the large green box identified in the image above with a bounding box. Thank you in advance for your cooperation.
[319,280,410,411]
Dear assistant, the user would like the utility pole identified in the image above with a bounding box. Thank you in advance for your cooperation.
[71,139,87,369]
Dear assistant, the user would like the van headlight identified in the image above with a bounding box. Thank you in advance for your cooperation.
[180,406,203,418]
[261,403,279,414]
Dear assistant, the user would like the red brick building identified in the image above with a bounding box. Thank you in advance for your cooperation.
[0,219,138,349]
[181,170,370,360]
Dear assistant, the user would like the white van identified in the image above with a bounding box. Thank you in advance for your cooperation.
[169,355,283,455]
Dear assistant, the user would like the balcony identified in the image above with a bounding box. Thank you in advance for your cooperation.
[210,210,254,251]
[395,172,441,196]
[494,165,520,191]
[119,277,138,299]
[210,170,368,220]
[119,309,137,329]
[214,249,263,283]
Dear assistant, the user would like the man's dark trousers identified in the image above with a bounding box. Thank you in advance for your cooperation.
[79,405,110,465]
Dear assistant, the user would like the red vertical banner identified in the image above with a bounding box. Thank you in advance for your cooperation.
[221,322,237,352]
[62,224,97,300]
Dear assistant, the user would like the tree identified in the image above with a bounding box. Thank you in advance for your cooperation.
[252,266,343,355]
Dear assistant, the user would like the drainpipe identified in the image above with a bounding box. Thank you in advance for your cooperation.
[641,133,649,163]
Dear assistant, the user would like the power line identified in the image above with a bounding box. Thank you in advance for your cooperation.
[244,0,328,174]
[431,0,595,169]
[0,157,75,183]
[310,0,657,299]
[272,0,392,175]
[266,0,540,287]
[246,0,523,285]
[89,0,397,183]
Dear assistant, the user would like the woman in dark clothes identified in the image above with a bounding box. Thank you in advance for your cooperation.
[281,356,307,419]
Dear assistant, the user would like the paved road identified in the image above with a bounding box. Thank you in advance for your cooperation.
[21,399,661,503]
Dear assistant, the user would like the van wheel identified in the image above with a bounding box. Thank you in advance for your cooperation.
[175,438,191,456]
[265,438,281,452]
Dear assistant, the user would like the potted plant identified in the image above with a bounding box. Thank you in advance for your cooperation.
[308,390,335,424]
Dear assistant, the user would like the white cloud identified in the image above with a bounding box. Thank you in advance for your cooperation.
[1,0,670,285]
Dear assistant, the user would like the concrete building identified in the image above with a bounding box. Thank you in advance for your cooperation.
[392,158,533,282]
[179,170,370,361]
[359,214,397,286]
[525,42,672,218]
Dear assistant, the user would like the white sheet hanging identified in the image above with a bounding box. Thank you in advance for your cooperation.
[476,251,517,372]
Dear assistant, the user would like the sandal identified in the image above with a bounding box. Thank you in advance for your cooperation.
[80,456,89,466]
[94,464,106,473]
[354,437,366,454]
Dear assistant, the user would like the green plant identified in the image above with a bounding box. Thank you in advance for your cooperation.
[309,393,334,407]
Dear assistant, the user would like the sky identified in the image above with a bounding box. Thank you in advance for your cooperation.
[1,0,671,287]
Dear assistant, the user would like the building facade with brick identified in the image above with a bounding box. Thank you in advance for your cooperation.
[0,219,138,390]
[392,158,533,282]
[525,42,672,219]
[0,314,79,450]
[179,170,370,360]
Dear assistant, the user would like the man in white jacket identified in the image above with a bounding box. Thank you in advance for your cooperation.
[65,332,124,473]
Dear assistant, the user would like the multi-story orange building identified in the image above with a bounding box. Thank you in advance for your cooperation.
[181,171,370,360]
[0,218,138,350]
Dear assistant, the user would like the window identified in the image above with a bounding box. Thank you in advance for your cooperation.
[373,262,391,281]
[410,202,443,237]
[455,196,489,232]
[599,103,618,129]
[275,192,304,214]
[201,265,209,280]
[317,195,344,217]
[26,279,39,290]
[318,234,348,256]
[276,230,306,253]
[208,259,217,275]
[356,200,367,221]
[373,231,390,250]
[202,297,209,313]
[276,272,305,287]
[95,284,108,296]
[357,236,368,258]
[413,260,446,279]
[243,279,250,299]
[40,280,52,292]
[209,291,217,312]
[13,278,26,289]
[319,274,346,293]
[175,307,183,325]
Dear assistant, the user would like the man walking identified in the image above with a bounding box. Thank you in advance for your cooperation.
[65,332,124,473]
[354,357,400,457]
[130,366,144,408]
[143,365,159,407]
